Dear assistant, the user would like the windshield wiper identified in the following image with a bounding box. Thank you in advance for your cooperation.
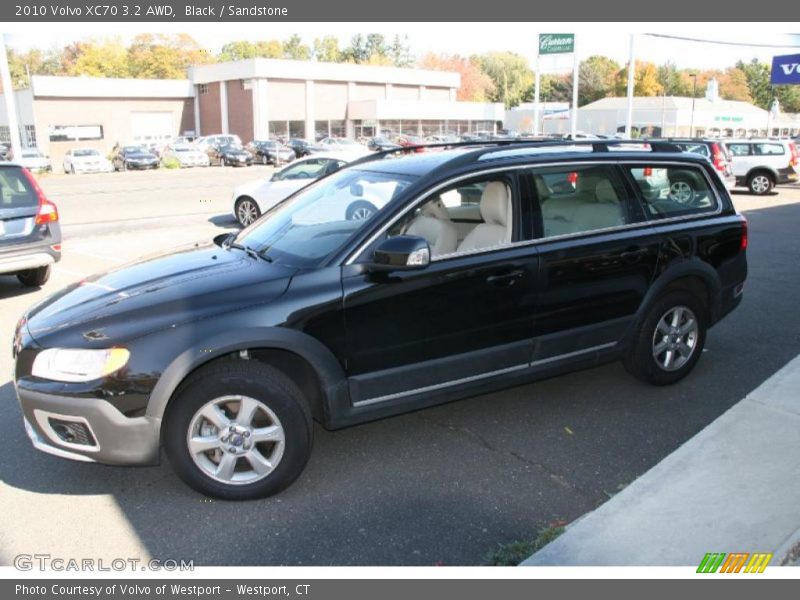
[224,240,273,263]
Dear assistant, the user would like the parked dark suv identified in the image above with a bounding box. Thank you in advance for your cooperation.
[13,140,747,499]
[1,164,61,287]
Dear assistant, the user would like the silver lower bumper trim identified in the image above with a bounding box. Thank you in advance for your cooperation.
[24,418,96,463]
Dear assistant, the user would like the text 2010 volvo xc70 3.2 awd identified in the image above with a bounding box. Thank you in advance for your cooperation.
[13,140,748,499]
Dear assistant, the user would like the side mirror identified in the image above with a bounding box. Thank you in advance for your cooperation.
[214,232,234,247]
[369,235,430,272]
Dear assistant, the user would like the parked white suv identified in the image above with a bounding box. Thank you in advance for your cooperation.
[722,139,798,195]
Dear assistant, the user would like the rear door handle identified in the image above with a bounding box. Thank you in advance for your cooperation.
[486,269,526,287]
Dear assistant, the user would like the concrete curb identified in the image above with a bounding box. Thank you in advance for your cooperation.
[522,354,800,566]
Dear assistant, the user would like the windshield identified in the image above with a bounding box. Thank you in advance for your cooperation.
[235,168,416,268]
[124,146,147,153]
[74,149,100,157]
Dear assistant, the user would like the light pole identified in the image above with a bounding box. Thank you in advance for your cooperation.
[689,73,697,138]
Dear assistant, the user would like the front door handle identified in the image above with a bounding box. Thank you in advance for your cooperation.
[486,269,526,287]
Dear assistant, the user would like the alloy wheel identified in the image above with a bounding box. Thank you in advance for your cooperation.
[750,175,770,194]
[669,181,694,204]
[652,305,698,372]
[237,199,259,227]
[186,395,285,485]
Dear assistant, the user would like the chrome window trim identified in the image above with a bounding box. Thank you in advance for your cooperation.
[352,341,618,407]
[343,159,725,266]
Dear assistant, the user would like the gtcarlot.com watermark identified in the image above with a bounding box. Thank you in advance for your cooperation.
[14,553,194,572]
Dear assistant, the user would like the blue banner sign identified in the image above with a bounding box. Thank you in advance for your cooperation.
[771,53,800,84]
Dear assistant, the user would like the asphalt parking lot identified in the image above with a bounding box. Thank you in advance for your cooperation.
[1,167,799,566]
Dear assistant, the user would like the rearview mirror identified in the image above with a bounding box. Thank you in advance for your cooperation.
[369,235,430,272]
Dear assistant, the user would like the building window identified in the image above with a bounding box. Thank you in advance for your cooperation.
[269,121,289,140]
[199,84,209,95]
[0,126,9,142]
[288,121,305,139]
[48,125,104,142]
[24,125,37,147]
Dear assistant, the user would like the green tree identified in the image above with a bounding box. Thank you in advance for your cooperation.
[282,34,311,60]
[342,34,369,63]
[217,40,282,61]
[312,36,341,62]
[578,55,619,105]
[475,51,533,108]
[736,58,772,109]
[6,47,62,88]
[657,62,692,96]
[389,35,414,67]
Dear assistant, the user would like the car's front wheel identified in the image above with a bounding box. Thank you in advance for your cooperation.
[235,196,261,227]
[345,200,378,221]
[623,290,706,386]
[17,266,51,288]
[261,154,269,166]
[164,360,313,500]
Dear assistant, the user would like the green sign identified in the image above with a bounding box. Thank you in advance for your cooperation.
[539,33,575,55]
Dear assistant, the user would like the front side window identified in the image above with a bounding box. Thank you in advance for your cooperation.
[534,165,633,238]
[236,168,415,268]
[626,165,718,219]
[387,176,516,258]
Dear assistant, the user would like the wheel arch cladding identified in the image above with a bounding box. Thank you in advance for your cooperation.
[639,260,720,326]
[147,327,348,427]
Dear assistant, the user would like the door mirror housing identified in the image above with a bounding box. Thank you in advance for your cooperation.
[214,232,234,247]
[369,235,430,272]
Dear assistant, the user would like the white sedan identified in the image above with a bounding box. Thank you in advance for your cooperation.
[62,148,114,174]
[231,153,362,227]
[162,144,210,168]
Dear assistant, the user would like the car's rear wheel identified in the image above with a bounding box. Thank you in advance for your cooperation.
[164,360,313,500]
[747,171,774,195]
[623,290,706,386]
[17,266,51,288]
[235,197,261,227]
[261,154,269,165]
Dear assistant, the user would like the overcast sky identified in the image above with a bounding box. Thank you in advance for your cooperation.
[5,24,800,72]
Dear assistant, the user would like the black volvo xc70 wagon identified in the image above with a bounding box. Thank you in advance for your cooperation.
[13,140,748,499]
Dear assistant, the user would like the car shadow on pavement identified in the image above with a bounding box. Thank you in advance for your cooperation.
[0,277,41,300]
[208,214,239,229]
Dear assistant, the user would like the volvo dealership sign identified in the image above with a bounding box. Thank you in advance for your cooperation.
[770,53,800,84]
[539,34,575,55]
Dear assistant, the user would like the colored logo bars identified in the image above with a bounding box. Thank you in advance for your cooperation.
[697,552,773,573]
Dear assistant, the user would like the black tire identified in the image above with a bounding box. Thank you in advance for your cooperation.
[747,171,774,195]
[623,290,707,386]
[235,196,261,227]
[17,265,51,288]
[164,360,313,500]
[345,200,378,221]
[70,164,76,175]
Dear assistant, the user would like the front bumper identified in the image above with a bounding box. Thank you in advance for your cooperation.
[17,387,161,466]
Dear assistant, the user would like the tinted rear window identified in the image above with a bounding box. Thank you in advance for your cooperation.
[0,168,37,209]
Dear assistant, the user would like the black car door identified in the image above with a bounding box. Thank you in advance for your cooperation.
[340,172,539,406]
[523,163,660,362]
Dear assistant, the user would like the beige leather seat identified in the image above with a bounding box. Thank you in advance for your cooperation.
[456,182,512,253]
[405,196,458,257]
[541,177,624,237]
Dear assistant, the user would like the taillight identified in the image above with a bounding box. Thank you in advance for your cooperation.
[20,167,59,225]
[711,143,727,172]
[567,172,578,185]
[739,214,748,251]
[789,142,798,167]
[643,167,653,177]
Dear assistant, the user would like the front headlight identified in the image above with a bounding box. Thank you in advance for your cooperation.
[32,348,130,382]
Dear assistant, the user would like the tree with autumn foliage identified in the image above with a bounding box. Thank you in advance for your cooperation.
[418,53,495,101]
[128,34,213,79]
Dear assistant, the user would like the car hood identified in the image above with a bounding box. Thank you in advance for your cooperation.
[25,242,296,347]
[71,155,106,163]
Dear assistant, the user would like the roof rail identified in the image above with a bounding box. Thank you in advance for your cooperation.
[347,138,684,167]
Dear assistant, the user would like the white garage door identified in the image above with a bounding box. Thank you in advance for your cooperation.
[130,112,174,143]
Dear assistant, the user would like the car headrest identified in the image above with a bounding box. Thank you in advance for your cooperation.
[595,180,619,204]
[420,196,451,221]
[480,182,510,226]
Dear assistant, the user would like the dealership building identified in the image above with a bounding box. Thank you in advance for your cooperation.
[0,58,503,168]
